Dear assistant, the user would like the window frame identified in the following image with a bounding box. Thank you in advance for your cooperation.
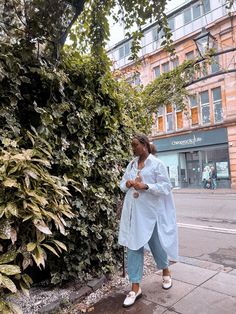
[200,90,210,125]
[212,87,223,123]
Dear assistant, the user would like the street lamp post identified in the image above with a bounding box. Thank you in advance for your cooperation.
[193,27,216,58]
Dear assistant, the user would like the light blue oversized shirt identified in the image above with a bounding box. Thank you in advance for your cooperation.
[118,154,178,261]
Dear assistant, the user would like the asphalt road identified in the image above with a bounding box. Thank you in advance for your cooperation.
[173,192,236,268]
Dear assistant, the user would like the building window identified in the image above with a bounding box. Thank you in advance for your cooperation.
[212,87,223,123]
[186,51,194,60]
[162,62,170,73]
[183,0,211,25]
[211,55,220,73]
[176,107,183,129]
[192,3,201,19]
[189,94,199,126]
[154,65,160,78]
[184,7,192,24]
[166,104,174,131]
[200,91,210,124]
[157,106,164,132]
[119,41,131,59]
[168,17,175,31]
[152,27,159,42]
[172,57,179,69]
[203,0,211,13]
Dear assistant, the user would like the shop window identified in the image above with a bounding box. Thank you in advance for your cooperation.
[200,91,210,124]
[162,62,170,73]
[189,95,199,125]
[166,104,174,131]
[212,87,223,123]
[154,65,160,78]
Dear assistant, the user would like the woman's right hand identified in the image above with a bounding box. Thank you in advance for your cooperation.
[126,180,134,188]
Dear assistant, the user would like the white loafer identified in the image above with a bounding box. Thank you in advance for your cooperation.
[162,275,172,290]
[123,288,142,308]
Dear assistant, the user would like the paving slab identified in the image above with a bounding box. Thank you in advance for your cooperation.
[228,268,236,276]
[141,273,195,308]
[173,286,236,314]
[201,272,236,297]
[167,262,217,286]
[90,292,166,314]
[179,256,225,271]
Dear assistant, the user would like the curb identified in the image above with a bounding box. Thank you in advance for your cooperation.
[38,275,107,314]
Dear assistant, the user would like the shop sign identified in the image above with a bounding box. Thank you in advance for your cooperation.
[154,128,227,152]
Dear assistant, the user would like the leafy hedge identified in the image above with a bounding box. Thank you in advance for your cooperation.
[0,38,148,307]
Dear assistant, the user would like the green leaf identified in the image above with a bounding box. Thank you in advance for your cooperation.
[22,273,33,288]
[0,264,21,275]
[1,274,17,293]
[52,240,67,252]
[33,220,52,235]
[0,251,17,264]
[3,178,18,188]
[41,244,59,257]
[27,242,37,252]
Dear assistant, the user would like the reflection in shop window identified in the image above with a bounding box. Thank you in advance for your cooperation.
[166,104,174,132]
[200,91,210,124]
[212,87,223,123]
[189,94,199,126]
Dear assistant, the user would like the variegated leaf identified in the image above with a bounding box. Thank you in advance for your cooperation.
[22,273,33,288]
[3,178,18,188]
[52,240,67,252]
[0,251,17,264]
[1,274,17,293]
[41,244,59,257]
[0,264,21,275]
[26,242,36,252]
[33,220,52,235]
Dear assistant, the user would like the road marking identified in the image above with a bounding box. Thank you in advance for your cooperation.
[177,223,236,235]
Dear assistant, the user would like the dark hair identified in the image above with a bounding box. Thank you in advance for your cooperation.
[150,143,157,155]
[133,134,151,154]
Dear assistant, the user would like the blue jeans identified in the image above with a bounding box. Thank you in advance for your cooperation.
[127,224,169,283]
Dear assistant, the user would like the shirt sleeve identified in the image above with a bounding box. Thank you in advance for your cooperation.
[146,161,172,196]
[119,161,134,193]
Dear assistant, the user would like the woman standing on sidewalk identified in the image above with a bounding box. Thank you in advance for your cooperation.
[119,134,178,308]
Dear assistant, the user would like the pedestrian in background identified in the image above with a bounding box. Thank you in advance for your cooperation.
[118,134,178,308]
[210,166,217,190]
[202,166,211,189]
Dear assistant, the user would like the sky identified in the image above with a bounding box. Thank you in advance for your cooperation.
[108,0,187,47]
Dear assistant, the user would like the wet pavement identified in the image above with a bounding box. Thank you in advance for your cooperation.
[90,258,236,314]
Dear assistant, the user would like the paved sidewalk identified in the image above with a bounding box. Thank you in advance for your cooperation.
[172,188,236,194]
[90,257,236,314]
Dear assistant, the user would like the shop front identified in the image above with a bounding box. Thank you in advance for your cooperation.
[153,128,231,189]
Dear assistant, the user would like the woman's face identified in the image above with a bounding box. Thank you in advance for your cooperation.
[131,138,145,156]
